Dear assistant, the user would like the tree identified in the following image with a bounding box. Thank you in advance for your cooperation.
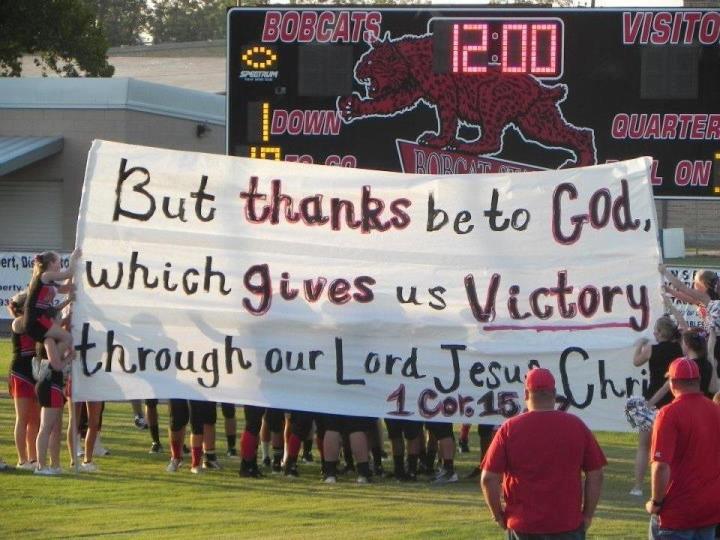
[148,0,235,44]
[84,0,149,47]
[286,0,428,3]
[0,0,114,77]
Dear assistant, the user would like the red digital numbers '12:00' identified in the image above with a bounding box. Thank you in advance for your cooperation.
[449,19,563,78]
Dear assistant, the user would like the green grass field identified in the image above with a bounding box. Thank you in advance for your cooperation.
[0,339,651,539]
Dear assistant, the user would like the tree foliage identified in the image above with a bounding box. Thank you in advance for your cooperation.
[285,0,428,4]
[84,0,149,47]
[0,0,114,77]
[148,0,236,44]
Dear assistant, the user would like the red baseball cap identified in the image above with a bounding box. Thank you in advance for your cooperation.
[525,368,555,391]
[667,357,700,380]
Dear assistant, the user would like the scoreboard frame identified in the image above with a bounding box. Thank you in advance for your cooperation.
[227,6,720,199]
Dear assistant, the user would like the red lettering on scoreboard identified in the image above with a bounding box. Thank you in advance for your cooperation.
[611,113,720,140]
[396,140,543,175]
[262,10,382,44]
[675,160,712,187]
[271,110,342,136]
[623,11,720,45]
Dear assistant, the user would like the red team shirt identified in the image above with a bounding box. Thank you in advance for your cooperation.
[651,393,720,530]
[482,410,607,534]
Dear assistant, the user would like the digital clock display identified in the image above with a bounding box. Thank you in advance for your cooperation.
[432,18,564,78]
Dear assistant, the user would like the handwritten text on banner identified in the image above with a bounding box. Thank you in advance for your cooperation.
[72,141,662,431]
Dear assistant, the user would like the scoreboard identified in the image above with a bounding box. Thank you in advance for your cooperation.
[227,7,720,198]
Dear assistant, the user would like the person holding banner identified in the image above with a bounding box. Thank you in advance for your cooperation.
[425,423,458,484]
[629,315,682,497]
[646,330,719,407]
[221,403,238,457]
[7,292,40,470]
[322,415,374,484]
[646,357,720,538]
[239,406,284,477]
[166,399,188,472]
[22,250,80,368]
[145,399,162,454]
[189,400,220,473]
[661,266,720,359]
[481,368,606,538]
[77,401,104,472]
[384,419,421,481]
[34,336,71,475]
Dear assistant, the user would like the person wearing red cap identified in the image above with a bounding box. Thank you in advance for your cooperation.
[480,368,606,539]
[647,357,720,539]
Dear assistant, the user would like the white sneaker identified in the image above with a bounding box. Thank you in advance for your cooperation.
[323,475,337,484]
[79,461,98,473]
[34,467,61,476]
[93,440,110,457]
[190,465,202,474]
[49,466,63,475]
[166,458,183,473]
[431,470,458,485]
[17,461,37,471]
[93,443,110,457]
[629,487,643,497]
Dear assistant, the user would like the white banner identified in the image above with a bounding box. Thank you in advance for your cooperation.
[72,141,664,430]
[0,252,70,318]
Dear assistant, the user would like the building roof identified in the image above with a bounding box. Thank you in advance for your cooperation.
[0,78,225,126]
[0,136,64,176]
[20,41,226,94]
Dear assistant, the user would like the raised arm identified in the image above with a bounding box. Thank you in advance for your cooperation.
[633,338,652,367]
[660,264,710,306]
[41,248,81,283]
[663,295,689,331]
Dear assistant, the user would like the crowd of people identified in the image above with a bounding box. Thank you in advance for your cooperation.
[3,252,720,538]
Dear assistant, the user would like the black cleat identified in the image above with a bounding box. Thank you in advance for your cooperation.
[283,463,299,478]
[339,463,355,475]
[239,460,264,478]
[396,471,417,482]
[149,442,162,454]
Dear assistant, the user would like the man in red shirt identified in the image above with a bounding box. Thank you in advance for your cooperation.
[647,357,720,539]
[480,368,606,539]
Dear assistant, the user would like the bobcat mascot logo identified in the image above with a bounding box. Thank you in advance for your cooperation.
[337,33,597,168]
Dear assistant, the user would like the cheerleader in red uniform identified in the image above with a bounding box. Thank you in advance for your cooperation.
[22,250,80,369]
[7,292,40,469]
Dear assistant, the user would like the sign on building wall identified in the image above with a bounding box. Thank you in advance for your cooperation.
[71,141,664,431]
[0,252,70,317]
